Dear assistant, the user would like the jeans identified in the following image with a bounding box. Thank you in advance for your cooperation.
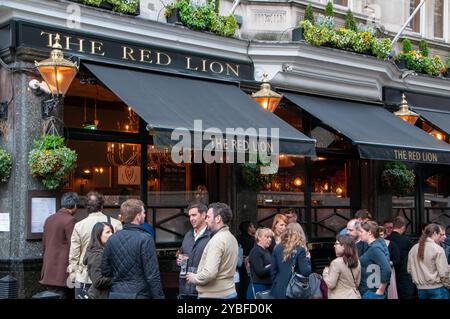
[362,290,386,299]
[418,287,449,299]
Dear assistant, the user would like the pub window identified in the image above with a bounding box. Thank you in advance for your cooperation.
[64,78,139,133]
[391,164,416,235]
[65,140,141,221]
[409,0,422,33]
[424,171,450,228]
[311,157,353,238]
[434,0,444,38]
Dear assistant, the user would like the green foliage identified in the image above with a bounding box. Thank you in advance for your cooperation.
[182,4,215,30]
[325,1,334,17]
[381,162,415,197]
[304,4,314,24]
[402,38,412,53]
[83,0,103,6]
[423,55,444,76]
[241,160,275,192]
[0,148,12,183]
[353,31,373,54]
[106,0,139,14]
[345,10,357,32]
[210,15,238,37]
[371,38,392,59]
[28,135,77,190]
[419,39,429,57]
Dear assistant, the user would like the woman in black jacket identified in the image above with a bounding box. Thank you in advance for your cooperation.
[270,223,311,299]
[247,228,274,299]
[83,222,114,299]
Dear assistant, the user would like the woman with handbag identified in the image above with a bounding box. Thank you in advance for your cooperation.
[323,235,361,299]
[270,223,311,299]
[247,228,274,299]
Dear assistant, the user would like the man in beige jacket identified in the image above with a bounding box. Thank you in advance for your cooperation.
[68,191,122,299]
[186,202,238,299]
[407,223,449,299]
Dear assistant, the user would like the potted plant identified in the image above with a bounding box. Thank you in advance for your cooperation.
[381,162,415,197]
[441,60,450,78]
[241,159,276,192]
[0,147,12,183]
[28,135,77,190]
[293,4,314,41]
[395,38,412,69]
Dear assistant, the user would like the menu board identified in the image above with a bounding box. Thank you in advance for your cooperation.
[160,165,186,191]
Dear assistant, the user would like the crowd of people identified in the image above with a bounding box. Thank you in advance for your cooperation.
[39,192,449,299]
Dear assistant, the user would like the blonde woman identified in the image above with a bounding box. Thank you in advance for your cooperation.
[271,214,288,246]
[270,223,311,299]
[247,228,274,299]
[323,235,361,299]
[407,223,449,299]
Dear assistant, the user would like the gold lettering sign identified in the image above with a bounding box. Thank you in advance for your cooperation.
[394,149,438,162]
[38,29,244,79]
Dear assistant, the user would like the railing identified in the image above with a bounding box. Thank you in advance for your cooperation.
[425,207,450,229]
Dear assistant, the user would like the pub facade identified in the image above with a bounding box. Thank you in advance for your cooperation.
[0,0,449,297]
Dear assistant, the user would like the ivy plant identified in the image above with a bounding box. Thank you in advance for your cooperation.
[0,148,12,183]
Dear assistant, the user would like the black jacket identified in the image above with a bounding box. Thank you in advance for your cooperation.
[83,247,111,299]
[178,227,210,297]
[386,231,412,275]
[101,224,164,299]
[249,245,272,285]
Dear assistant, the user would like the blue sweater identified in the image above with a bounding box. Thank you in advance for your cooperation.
[359,238,391,295]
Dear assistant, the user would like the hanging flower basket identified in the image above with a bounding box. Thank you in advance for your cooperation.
[28,135,78,190]
[241,159,276,192]
[0,148,12,183]
[381,162,415,197]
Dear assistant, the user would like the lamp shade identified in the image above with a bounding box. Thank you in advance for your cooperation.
[35,34,78,96]
[394,94,419,125]
[251,73,282,112]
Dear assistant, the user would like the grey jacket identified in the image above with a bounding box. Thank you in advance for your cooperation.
[178,227,210,297]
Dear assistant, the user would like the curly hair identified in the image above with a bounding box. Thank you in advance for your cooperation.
[281,223,307,262]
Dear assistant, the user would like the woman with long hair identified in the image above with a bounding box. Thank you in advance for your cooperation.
[83,222,114,299]
[270,223,311,299]
[271,214,288,245]
[323,235,361,299]
[407,223,449,299]
[247,228,274,299]
[358,221,391,299]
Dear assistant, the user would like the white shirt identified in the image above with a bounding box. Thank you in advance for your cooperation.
[194,225,207,242]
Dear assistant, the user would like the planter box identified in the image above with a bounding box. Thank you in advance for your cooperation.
[292,27,304,41]
[68,0,139,16]
[395,57,407,70]
[166,8,182,25]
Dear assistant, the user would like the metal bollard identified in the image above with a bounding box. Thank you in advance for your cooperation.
[0,275,18,299]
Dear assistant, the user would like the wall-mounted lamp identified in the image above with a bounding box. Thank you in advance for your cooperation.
[30,34,78,117]
[251,73,282,112]
[293,177,303,187]
[394,94,419,125]
[429,129,445,141]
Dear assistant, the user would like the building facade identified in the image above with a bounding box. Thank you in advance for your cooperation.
[0,0,449,297]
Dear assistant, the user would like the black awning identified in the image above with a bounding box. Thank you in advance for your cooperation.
[84,63,315,156]
[283,92,450,164]
[413,108,450,135]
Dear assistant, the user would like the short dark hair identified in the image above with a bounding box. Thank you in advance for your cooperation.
[393,216,407,229]
[121,199,144,223]
[383,220,393,225]
[239,221,253,234]
[86,191,104,214]
[187,202,207,214]
[208,202,233,225]
[87,222,114,251]
[355,209,372,220]
[61,192,78,209]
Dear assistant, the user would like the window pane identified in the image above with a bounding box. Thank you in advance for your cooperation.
[424,172,450,227]
[434,0,444,38]
[65,140,141,221]
[334,0,348,6]
[410,0,421,33]
[64,79,139,133]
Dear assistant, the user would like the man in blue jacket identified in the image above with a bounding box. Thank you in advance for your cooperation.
[102,199,164,299]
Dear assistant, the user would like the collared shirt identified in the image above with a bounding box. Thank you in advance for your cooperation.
[194,225,207,242]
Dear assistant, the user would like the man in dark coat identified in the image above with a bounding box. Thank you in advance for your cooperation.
[236,221,256,299]
[102,199,164,299]
[40,192,78,298]
[177,202,210,299]
[386,216,416,299]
